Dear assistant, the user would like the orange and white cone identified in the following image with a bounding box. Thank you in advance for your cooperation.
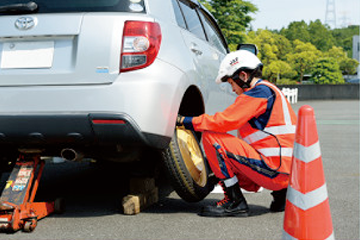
[283,105,335,240]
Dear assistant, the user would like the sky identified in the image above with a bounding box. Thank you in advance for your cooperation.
[248,0,360,30]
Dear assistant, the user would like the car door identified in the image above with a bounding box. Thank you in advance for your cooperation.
[196,7,231,114]
[176,0,211,91]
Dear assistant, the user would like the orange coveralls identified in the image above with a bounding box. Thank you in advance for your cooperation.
[183,80,297,191]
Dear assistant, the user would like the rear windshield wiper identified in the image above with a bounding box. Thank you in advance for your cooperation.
[0,1,38,14]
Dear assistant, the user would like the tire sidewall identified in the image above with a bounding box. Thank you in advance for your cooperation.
[162,128,214,202]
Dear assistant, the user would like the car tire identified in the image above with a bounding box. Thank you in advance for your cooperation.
[162,127,214,202]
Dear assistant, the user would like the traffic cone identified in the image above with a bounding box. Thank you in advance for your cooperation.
[283,105,335,240]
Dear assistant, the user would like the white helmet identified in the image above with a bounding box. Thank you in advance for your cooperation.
[215,50,262,84]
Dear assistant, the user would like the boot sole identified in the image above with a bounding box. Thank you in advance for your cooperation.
[199,210,249,218]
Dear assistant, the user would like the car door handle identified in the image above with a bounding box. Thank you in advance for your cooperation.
[190,43,203,56]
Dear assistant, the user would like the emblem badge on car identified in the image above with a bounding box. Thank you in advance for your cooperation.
[15,17,37,30]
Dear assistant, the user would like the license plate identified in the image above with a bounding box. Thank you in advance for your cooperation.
[1,41,54,69]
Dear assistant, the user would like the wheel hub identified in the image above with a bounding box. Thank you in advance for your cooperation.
[176,127,207,187]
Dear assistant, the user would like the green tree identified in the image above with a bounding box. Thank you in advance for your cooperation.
[199,0,257,50]
[272,34,292,61]
[308,20,336,51]
[286,40,322,83]
[199,1,358,84]
[263,60,297,83]
[246,29,278,65]
[325,45,347,59]
[339,58,359,76]
[280,20,336,52]
[246,29,294,82]
[331,25,360,58]
[246,30,292,62]
[311,58,344,84]
[280,21,311,43]
[325,46,360,75]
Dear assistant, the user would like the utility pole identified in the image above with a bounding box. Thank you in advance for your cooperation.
[325,0,337,29]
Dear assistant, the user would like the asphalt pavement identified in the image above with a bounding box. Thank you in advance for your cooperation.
[0,100,359,240]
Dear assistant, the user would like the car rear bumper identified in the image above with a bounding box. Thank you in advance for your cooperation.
[0,113,171,150]
[0,59,185,143]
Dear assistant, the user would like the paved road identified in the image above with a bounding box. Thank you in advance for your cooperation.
[0,100,359,240]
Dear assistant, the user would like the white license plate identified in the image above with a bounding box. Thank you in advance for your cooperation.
[1,41,54,69]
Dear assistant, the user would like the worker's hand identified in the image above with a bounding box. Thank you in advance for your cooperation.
[176,114,185,126]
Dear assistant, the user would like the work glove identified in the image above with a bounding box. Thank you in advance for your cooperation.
[176,114,185,126]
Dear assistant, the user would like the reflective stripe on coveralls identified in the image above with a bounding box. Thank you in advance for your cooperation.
[184,80,297,190]
[213,142,279,179]
[202,132,289,191]
[238,81,297,174]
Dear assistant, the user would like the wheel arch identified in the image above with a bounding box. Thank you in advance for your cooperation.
[178,85,205,118]
[178,85,205,139]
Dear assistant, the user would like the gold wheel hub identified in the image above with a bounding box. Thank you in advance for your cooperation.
[176,127,207,187]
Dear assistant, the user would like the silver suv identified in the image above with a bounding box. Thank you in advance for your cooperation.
[0,0,230,202]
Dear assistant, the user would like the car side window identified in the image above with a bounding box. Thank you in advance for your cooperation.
[171,0,187,29]
[178,0,206,41]
[199,10,228,54]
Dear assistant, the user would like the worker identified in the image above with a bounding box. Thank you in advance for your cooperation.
[177,50,297,217]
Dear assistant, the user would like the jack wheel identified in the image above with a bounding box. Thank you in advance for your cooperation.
[23,219,37,232]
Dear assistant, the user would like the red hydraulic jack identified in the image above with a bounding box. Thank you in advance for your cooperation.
[0,153,62,232]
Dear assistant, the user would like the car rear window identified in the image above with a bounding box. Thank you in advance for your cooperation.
[0,0,146,14]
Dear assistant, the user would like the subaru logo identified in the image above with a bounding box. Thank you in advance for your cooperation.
[15,17,37,30]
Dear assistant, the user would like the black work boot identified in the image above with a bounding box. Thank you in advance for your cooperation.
[270,188,287,212]
[214,181,230,206]
[199,184,249,217]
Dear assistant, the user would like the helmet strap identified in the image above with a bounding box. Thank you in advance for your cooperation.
[232,70,251,89]
[234,63,263,89]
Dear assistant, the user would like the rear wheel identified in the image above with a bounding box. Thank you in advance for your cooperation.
[162,127,214,202]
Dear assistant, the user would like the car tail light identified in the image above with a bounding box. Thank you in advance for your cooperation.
[120,21,162,72]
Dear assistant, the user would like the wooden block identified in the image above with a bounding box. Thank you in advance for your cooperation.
[129,178,156,194]
[122,187,159,215]
[122,195,140,215]
[146,187,159,207]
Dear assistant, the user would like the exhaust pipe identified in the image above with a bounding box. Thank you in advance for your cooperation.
[60,148,84,162]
